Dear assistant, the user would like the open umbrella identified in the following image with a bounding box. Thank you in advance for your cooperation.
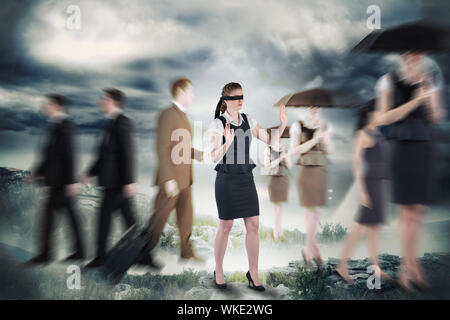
[274,88,362,108]
[351,20,450,53]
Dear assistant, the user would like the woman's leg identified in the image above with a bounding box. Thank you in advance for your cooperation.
[244,216,261,286]
[337,223,363,274]
[367,225,393,280]
[214,219,234,284]
[303,207,313,263]
[404,206,418,270]
[273,203,283,239]
[408,204,427,284]
[399,205,409,265]
[367,225,380,267]
[312,208,321,260]
[398,204,416,288]
[398,205,409,287]
[305,207,321,261]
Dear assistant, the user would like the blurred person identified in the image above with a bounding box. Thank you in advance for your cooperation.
[375,51,444,291]
[82,88,137,268]
[141,78,203,267]
[289,107,333,267]
[208,82,287,290]
[336,103,391,283]
[25,94,84,265]
[263,135,291,240]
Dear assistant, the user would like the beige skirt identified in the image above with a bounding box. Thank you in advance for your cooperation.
[298,166,327,207]
[269,175,288,203]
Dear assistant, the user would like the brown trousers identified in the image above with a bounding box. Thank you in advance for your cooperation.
[146,186,194,258]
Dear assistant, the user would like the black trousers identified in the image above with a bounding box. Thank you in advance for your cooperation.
[40,187,84,257]
[96,188,136,259]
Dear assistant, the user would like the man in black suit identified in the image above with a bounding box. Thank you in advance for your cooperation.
[26,94,84,264]
[82,88,137,268]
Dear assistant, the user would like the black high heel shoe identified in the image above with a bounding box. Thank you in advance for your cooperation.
[246,271,265,291]
[214,271,227,289]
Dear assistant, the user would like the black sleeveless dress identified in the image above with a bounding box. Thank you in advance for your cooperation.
[354,129,389,225]
[214,113,259,220]
[386,71,436,205]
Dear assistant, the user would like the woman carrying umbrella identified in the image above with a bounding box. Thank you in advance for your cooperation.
[375,52,443,290]
[289,106,332,266]
[207,82,287,290]
[352,21,447,290]
[278,88,356,265]
[263,128,291,240]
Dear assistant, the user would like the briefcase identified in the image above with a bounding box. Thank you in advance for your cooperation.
[102,225,150,284]
[101,197,171,284]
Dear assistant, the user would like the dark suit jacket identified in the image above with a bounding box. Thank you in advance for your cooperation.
[88,113,135,188]
[34,118,76,187]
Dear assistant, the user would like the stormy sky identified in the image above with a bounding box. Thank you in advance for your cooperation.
[0,0,449,226]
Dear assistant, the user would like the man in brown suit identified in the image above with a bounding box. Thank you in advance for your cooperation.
[142,78,203,264]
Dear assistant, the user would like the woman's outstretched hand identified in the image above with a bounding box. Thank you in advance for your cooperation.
[280,104,288,127]
[223,123,235,145]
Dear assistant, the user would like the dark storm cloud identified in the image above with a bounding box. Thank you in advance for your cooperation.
[76,119,106,134]
[0,106,106,136]
[0,118,26,132]
[0,0,90,89]
[122,77,159,92]
[123,96,160,111]
[0,58,91,88]
[126,59,154,72]
[0,107,46,132]
[124,49,213,72]
[246,31,394,102]
[66,94,97,110]
[243,0,425,85]
[0,0,34,84]
[174,12,208,27]
[0,0,215,138]
[133,126,155,136]
[422,0,450,27]
[0,49,209,137]
[1,0,448,188]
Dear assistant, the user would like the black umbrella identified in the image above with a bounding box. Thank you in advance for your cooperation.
[351,21,450,53]
[274,88,362,108]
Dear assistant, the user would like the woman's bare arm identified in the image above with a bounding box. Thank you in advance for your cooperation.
[208,124,234,163]
[322,130,334,154]
[252,124,287,148]
[426,88,445,124]
[375,89,421,126]
[253,104,288,147]
[264,149,287,169]
[285,150,292,168]
[353,130,370,207]
[253,124,271,145]
[374,77,440,127]
[290,125,322,156]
